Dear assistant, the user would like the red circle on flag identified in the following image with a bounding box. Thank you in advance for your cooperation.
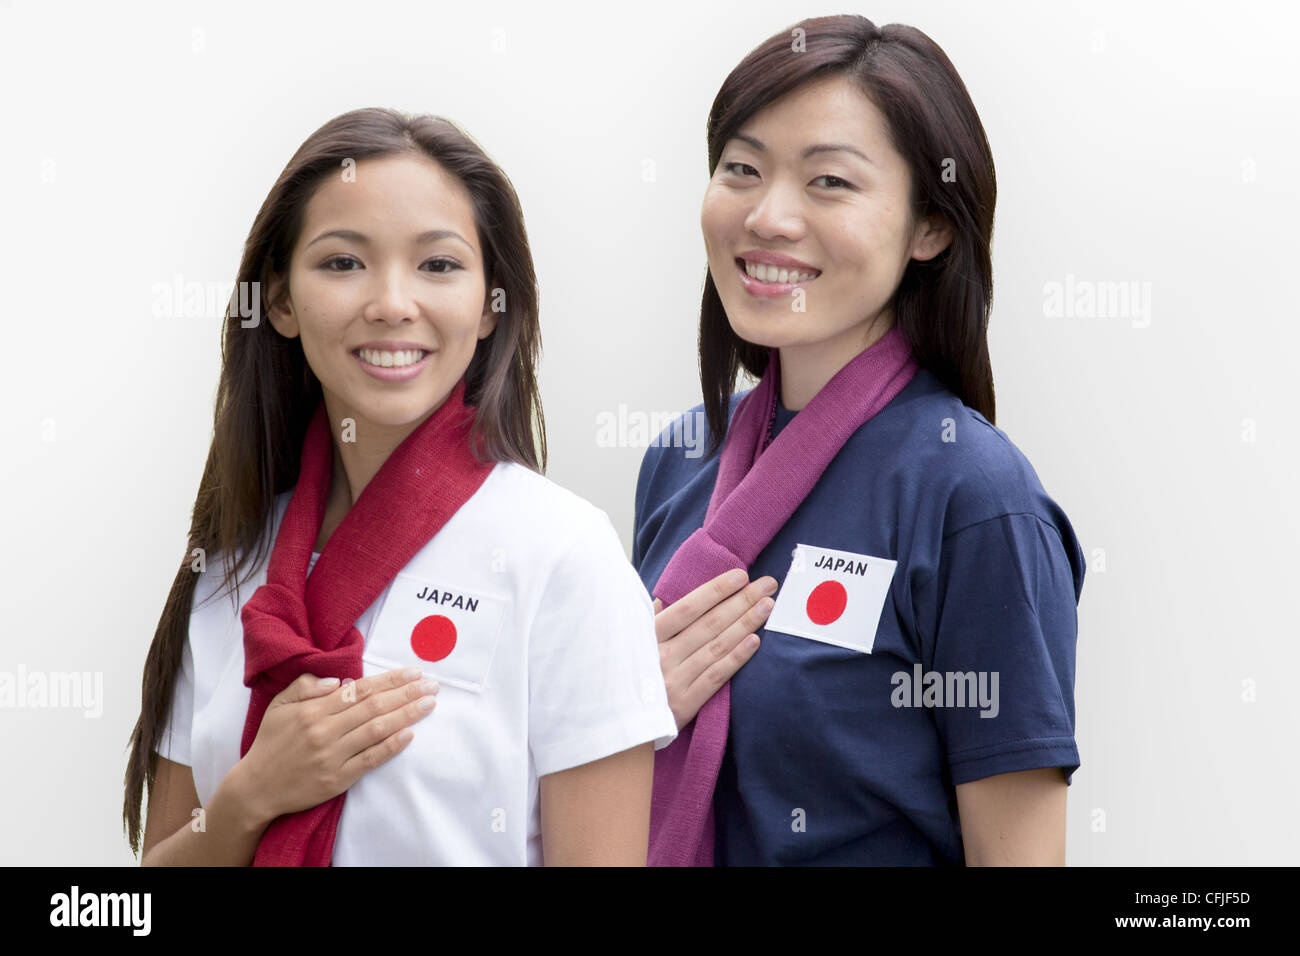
[411,615,457,662]
[806,580,848,625]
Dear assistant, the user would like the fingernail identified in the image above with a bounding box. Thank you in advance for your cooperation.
[761,577,779,594]
[759,597,775,614]
[418,679,440,695]
[417,695,437,712]
[317,676,340,688]
[402,666,422,680]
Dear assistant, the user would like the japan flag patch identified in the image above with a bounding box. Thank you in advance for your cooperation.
[367,569,509,691]
[764,543,897,655]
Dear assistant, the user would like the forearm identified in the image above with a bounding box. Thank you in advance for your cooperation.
[141,763,273,867]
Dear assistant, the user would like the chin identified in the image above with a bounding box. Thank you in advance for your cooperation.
[398,395,449,424]
[350,394,442,431]
[725,312,817,351]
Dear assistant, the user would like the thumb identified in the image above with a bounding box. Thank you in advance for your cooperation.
[652,597,663,614]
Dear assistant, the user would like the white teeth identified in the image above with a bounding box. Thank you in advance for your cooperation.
[743,259,819,284]
[358,348,426,368]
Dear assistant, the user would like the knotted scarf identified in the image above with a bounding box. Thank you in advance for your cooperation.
[239,376,495,866]
[649,325,919,866]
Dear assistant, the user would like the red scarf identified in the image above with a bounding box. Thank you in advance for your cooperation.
[239,377,495,866]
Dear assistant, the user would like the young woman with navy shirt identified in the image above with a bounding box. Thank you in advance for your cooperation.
[634,16,1085,866]
[123,108,677,866]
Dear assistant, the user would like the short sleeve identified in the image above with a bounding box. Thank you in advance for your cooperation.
[528,508,679,777]
[929,512,1083,786]
[155,636,194,766]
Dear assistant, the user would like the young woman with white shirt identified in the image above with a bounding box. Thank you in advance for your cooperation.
[123,107,677,866]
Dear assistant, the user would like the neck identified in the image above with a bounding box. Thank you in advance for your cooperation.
[778,310,895,411]
[321,398,439,507]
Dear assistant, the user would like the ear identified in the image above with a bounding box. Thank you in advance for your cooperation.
[910,213,953,263]
[478,280,501,340]
[264,271,300,339]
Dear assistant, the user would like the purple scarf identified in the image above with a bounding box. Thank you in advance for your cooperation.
[648,325,919,866]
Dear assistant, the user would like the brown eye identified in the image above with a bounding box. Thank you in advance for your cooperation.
[422,258,461,274]
[813,174,853,189]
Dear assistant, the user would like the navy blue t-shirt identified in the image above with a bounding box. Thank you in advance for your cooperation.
[632,367,1085,866]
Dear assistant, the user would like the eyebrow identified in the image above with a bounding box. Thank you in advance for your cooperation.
[305,228,472,251]
[731,133,873,166]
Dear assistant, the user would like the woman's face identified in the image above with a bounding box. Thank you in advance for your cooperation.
[701,72,950,360]
[268,152,497,432]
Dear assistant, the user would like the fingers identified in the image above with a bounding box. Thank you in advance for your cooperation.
[318,665,425,717]
[276,672,342,704]
[304,675,341,698]
[653,569,750,643]
[337,721,420,786]
[335,676,440,766]
[659,573,779,672]
[672,631,762,731]
[673,588,774,693]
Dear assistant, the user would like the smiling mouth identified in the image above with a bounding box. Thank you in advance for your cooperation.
[352,347,429,369]
[735,258,821,285]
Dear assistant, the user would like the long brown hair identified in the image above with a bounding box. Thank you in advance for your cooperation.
[699,14,998,457]
[122,107,545,855]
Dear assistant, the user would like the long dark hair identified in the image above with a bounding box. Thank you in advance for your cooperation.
[699,14,997,457]
[122,107,545,855]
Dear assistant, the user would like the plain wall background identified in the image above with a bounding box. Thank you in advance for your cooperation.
[1,0,1296,865]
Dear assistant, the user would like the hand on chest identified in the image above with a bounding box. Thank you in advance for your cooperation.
[365,568,510,691]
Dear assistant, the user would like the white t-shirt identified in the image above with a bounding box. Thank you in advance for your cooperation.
[155,460,678,865]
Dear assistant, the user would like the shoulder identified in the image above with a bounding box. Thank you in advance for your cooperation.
[872,369,1071,533]
[876,369,1085,593]
[482,464,648,615]
[480,461,623,555]
[636,390,748,500]
[485,460,611,526]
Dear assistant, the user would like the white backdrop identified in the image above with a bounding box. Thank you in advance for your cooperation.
[1,0,1296,865]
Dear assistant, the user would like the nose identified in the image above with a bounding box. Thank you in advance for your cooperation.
[363,263,418,324]
[743,180,806,242]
